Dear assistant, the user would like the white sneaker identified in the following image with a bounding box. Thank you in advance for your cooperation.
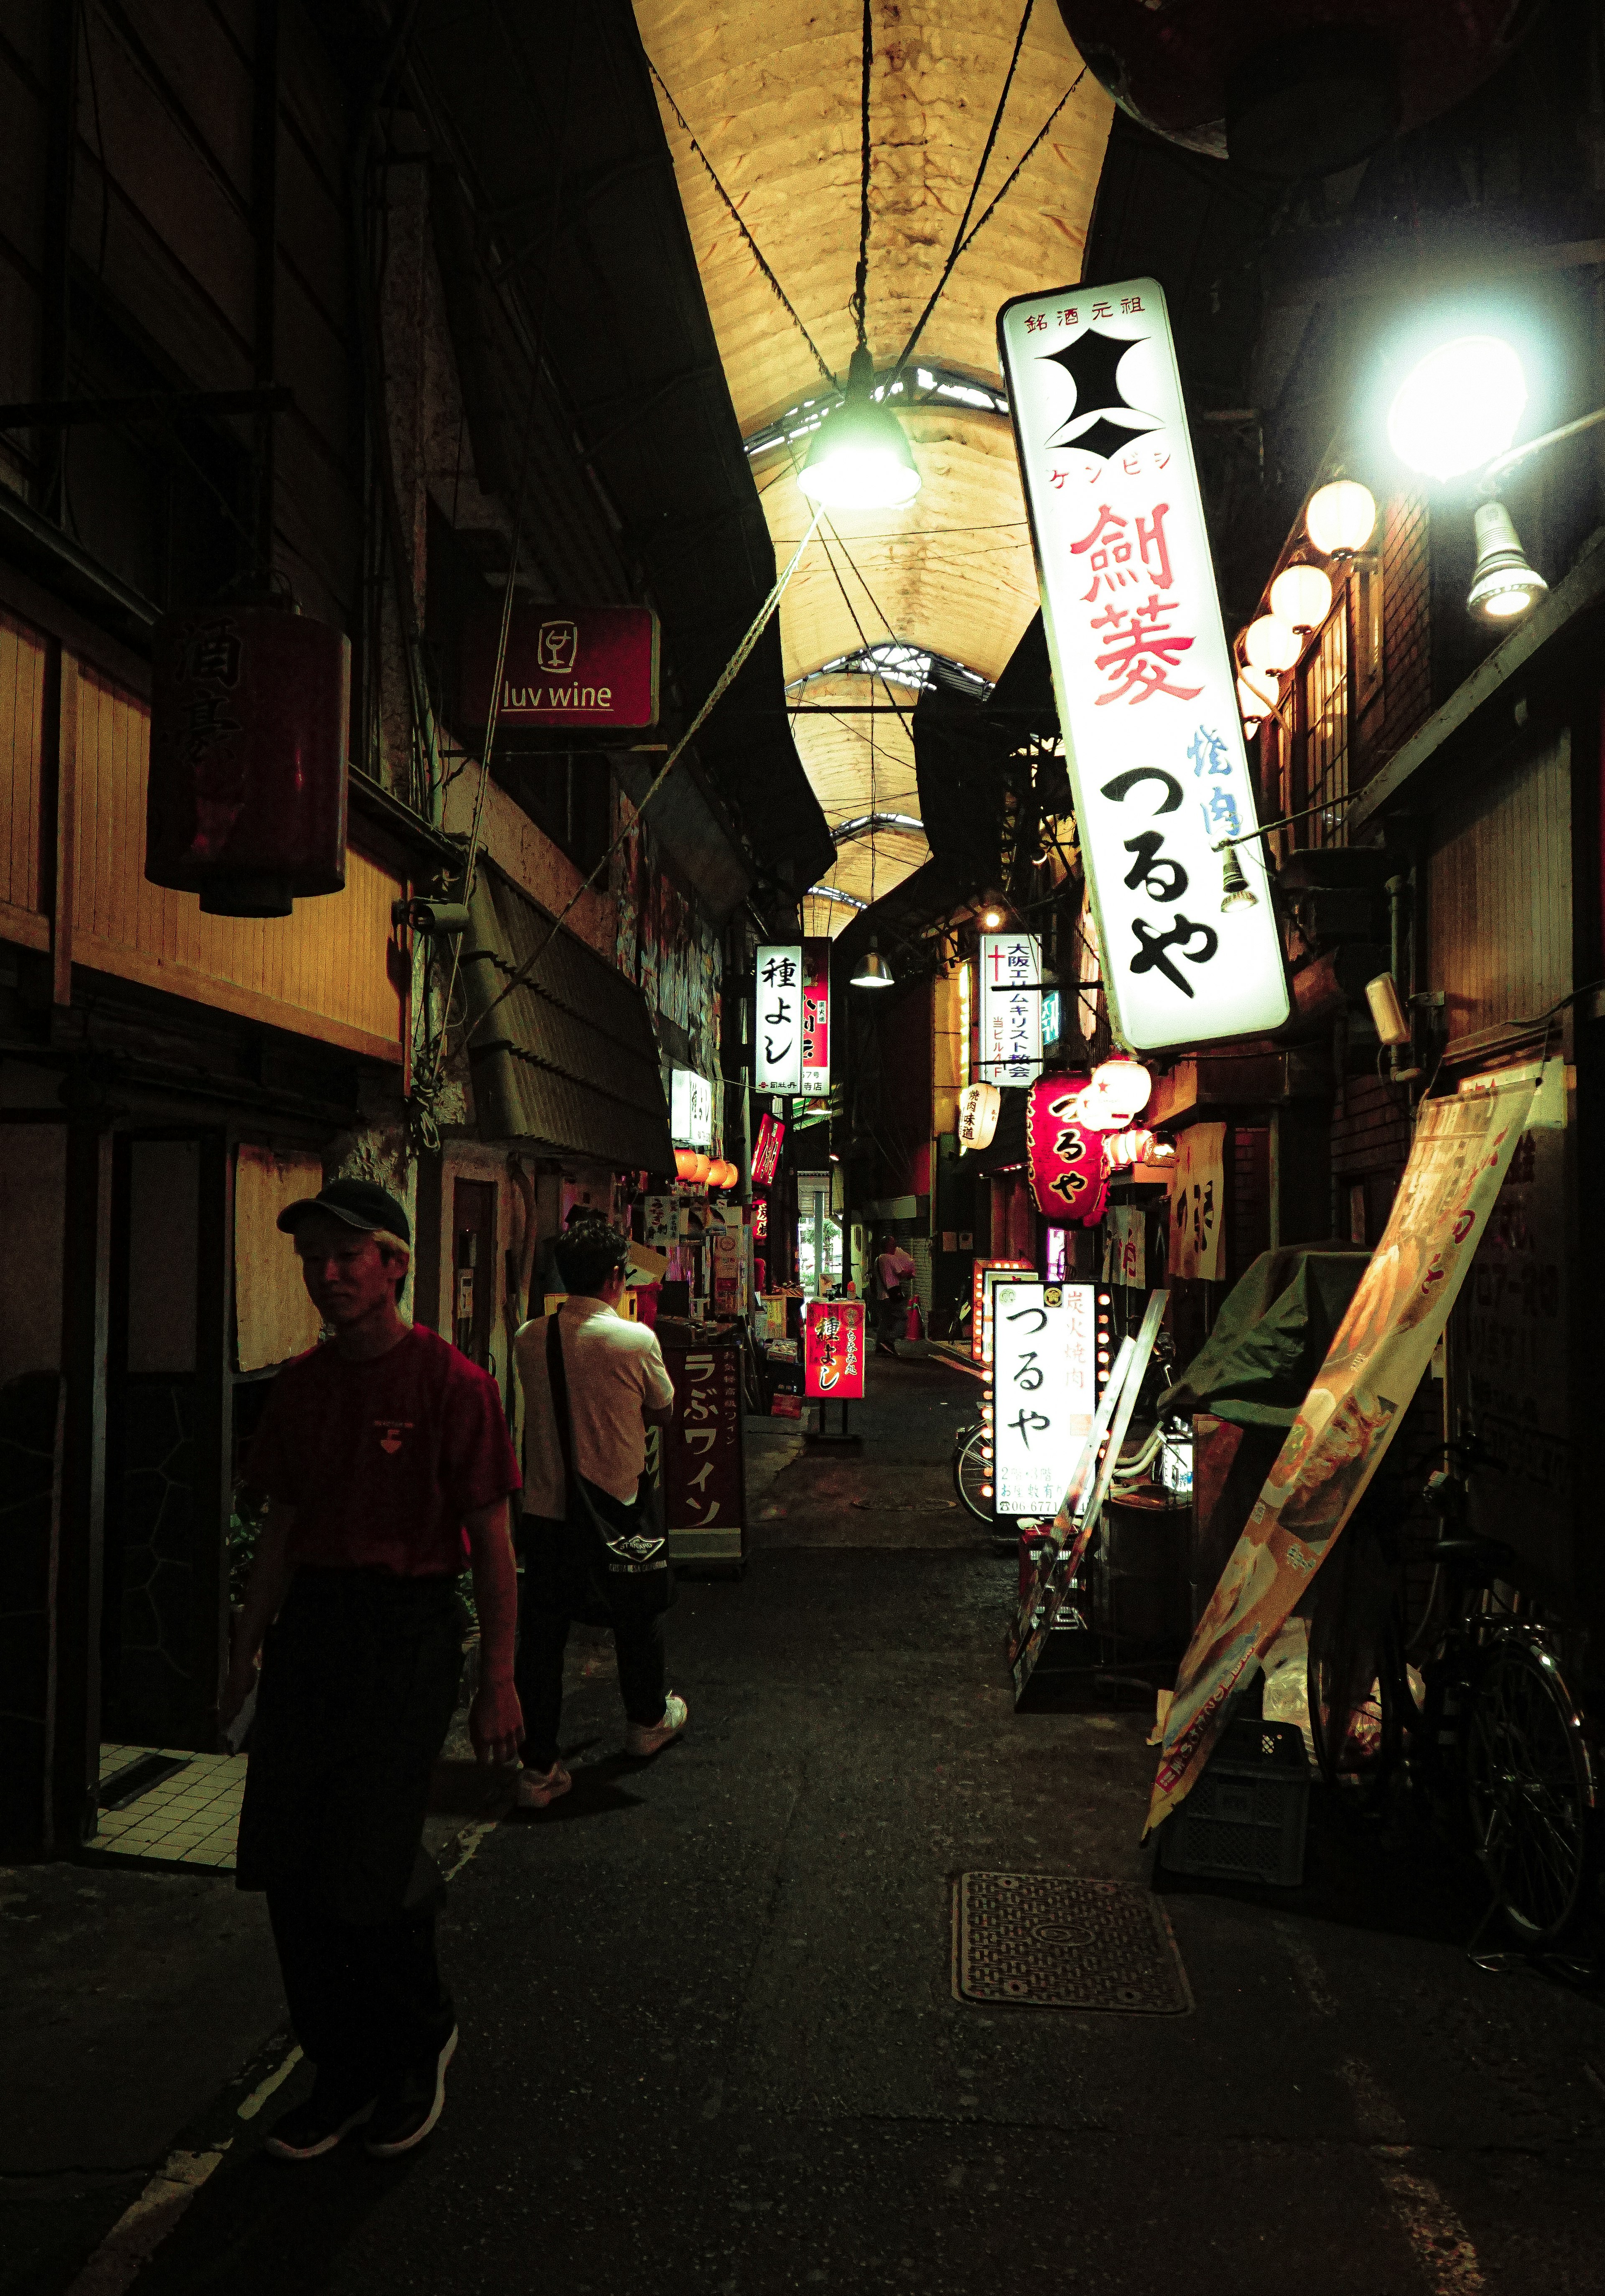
[515,1759,572,1809]
[624,1693,689,1759]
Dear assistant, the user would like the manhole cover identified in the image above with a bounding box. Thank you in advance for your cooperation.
[952,1874,1192,2013]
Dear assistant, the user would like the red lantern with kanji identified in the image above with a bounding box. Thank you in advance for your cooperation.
[146,600,349,918]
[1027,1073,1107,1226]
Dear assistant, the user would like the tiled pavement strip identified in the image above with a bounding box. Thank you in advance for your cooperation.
[92,1745,246,1873]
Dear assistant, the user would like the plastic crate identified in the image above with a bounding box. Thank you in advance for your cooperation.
[1157,1718,1309,1887]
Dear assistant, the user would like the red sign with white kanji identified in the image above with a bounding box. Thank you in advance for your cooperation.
[804,1299,866,1400]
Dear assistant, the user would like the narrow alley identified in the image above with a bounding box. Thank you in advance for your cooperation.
[9,1361,1604,2296]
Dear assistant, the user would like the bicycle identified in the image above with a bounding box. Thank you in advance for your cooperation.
[1306,1444,1597,1946]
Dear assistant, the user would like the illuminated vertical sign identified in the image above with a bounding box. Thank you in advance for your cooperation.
[670,1067,713,1148]
[804,1298,866,1399]
[801,940,831,1098]
[755,944,803,1094]
[999,277,1289,1052]
[979,932,1042,1083]
[991,1279,1097,1519]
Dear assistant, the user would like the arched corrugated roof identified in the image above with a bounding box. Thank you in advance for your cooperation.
[636,0,1110,910]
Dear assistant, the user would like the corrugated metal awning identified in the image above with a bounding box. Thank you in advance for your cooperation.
[461,866,674,1171]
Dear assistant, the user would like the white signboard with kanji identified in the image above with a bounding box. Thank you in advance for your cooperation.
[670,1067,713,1148]
[979,932,1042,1083]
[999,278,1289,1051]
[991,1279,1098,1519]
[755,944,803,1095]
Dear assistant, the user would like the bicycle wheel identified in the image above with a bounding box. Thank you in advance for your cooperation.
[1464,1638,1596,1944]
[953,1426,993,1523]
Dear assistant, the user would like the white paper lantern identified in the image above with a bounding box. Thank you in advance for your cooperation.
[957,1079,1001,1151]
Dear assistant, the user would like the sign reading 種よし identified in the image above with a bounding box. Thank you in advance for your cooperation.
[999,278,1289,1051]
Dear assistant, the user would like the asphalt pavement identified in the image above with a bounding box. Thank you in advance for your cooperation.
[13,1353,1605,2295]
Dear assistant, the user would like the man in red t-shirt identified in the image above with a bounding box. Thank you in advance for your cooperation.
[219,1178,522,2162]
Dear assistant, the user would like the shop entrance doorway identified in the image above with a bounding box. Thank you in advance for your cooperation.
[453,1177,497,1371]
[99,1131,228,1753]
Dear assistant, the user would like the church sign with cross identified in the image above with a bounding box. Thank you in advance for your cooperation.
[998,277,1289,1053]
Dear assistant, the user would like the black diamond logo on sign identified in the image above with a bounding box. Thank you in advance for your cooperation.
[1042,328,1157,460]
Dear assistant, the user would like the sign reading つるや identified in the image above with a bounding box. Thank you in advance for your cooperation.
[999,278,1289,1051]
[991,1280,1098,1519]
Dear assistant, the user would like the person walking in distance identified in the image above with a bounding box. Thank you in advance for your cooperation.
[874,1232,916,1358]
[219,1179,523,2163]
[513,1222,685,1809]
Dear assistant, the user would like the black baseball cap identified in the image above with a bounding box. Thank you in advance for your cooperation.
[276,1177,411,1244]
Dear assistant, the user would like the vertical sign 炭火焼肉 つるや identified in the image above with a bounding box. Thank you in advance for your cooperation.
[991,1280,1098,1520]
[999,278,1289,1052]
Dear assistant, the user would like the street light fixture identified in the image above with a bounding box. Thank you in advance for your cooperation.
[1386,335,1529,482]
[1465,499,1549,622]
[799,347,922,511]
[851,935,895,988]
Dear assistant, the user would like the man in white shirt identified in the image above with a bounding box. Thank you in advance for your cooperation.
[874,1234,916,1357]
[512,1223,685,1809]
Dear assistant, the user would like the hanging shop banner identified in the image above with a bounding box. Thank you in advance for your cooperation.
[1026,1072,1105,1226]
[999,278,1289,1053]
[804,1298,866,1399]
[670,1067,713,1149]
[991,1280,1097,1518]
[660,1342,744,1564]
[957,1080,1001,1152]
[755,945,803,1094]
[460,601,659,728]
[978,933,1042,1083]
[802,941,831,1099]
[1103,1203,1146,1287]
[1147,1072,1539,1837]
[642,1194,677,1250]
[752,1112,785,1186]
[1167,1123,1226,1282]
[971,1257,1034,1365]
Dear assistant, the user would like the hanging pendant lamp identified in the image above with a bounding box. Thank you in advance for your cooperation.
[799,347,921,512]
[851,934,894,987]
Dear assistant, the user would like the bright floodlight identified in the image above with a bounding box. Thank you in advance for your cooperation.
[800,347,922,511]
[1387,335,1528,481]
[1466,499,1548,623]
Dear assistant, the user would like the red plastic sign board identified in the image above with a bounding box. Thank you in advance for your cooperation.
[460,603,659,728]
[804,1300,866,1399]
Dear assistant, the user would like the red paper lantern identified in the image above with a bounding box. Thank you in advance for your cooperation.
[1027,1073,1107,1226]
[690,1153,711,1185]
[675,1149,701,1182]
[1055,1,1536,176]
[146,600,349,917]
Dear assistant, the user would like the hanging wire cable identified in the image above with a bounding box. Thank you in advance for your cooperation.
[647,59,839,391]
[889,0,1033,386]
[850,0,874,350]
[468,506,826,1040]
[890,60,1089,390]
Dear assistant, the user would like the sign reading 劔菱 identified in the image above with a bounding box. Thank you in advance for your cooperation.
[998,278,1289,1051]
[459,603,660,727]
[978,932,1042,1083]
[755,945,803,1095]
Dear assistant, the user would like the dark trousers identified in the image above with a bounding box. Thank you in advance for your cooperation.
[267,1875,454,2092]
[876,1291,906,1348]
[515,1579,666,1770]
[237,1570,463,2091]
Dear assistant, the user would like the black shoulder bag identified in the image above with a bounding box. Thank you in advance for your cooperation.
[535,1313,675,1626]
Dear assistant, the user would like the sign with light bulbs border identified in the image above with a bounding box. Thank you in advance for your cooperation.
[999,276,1289,1051]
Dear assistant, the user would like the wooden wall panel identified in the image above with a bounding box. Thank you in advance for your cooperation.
[0,602,47,946]
[71,664,405,1060]
[1427,727,1572,1040]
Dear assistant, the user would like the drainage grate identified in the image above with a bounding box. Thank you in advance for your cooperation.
[98,1754,190,1812]
[952,1873,1193,2013]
